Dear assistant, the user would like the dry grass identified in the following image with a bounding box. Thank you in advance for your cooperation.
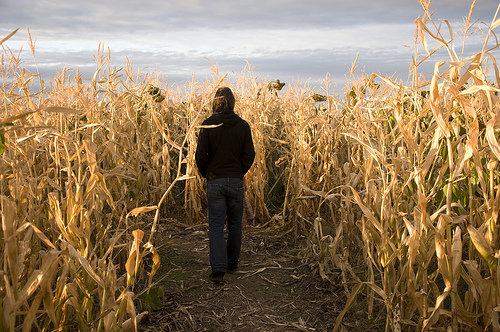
[1,1,500,331]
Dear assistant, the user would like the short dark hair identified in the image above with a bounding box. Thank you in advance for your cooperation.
[212,87,235,113]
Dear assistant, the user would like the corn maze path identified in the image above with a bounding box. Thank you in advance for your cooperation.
[140,219,382,331]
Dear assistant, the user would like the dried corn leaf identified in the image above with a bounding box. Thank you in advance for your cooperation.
[468,225,496,269]
[144,241,160,286]
[350,187,383,234]
[491,17,500,30]
[0,28,19,45]
[21,292,42,332]
[42,106,80,114]
[122,311,148,332]
[63,241,105,288]
[127,205,158,218]
[177,174,196,181]
[15,270,43,308]
[16,222,56,249]
[333,283,364,332]
[1,196,19,288]
[125,229,144,285]
[451,227,462,281]
[486,114,500,162]
[430,62,450,138]
[423,288,450,329]
[84,140,97,174]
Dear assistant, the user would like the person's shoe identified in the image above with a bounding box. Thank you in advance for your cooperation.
[209,272,225,283]
[227,265,238,274]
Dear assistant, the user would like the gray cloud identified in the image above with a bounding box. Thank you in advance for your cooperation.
[1,0,498,34]
[1,0,499,91]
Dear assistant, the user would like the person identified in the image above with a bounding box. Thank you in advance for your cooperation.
[195,87,255,283]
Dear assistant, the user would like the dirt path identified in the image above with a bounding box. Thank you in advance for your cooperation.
[139,219,380,331]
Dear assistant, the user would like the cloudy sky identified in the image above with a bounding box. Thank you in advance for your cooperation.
[1,0,499,91]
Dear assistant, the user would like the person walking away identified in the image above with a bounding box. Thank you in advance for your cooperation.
[195,87,255,283]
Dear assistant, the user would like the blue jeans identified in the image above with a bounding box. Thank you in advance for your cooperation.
[207,177,244,273]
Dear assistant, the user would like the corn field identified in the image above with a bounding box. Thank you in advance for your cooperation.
[1,1,500,330]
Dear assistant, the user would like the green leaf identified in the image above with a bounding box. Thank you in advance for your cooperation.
[0,133,5,156]
[137,286,164,310]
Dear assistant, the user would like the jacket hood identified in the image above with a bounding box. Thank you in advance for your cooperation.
[209,110,241,127]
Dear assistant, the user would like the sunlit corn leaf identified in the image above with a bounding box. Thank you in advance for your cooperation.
[195,124,223,129]
[0,28,19,45]
[127,205,158,218]
[468,225,497,269]
[151,111,169,142]
[492,16,500,30]
[84,140,98,174]
[435,216,451,288]
[15,270,43,308]
[349,187,383,234]
[0,107,79,125]
[125,229,144,286]
[95,173,115,209]
[451,227,462,280]
[48,192,71,241]
[177,174,196,181]
[1,196,19,290]
[415,18,430,55]
[42,106,80,114]
[430,62,450,138]
[486,114,500,162]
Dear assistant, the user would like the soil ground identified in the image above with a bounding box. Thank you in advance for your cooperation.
[139,218,383,331]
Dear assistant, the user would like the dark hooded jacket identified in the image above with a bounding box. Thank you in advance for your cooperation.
[195,109,255,180]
